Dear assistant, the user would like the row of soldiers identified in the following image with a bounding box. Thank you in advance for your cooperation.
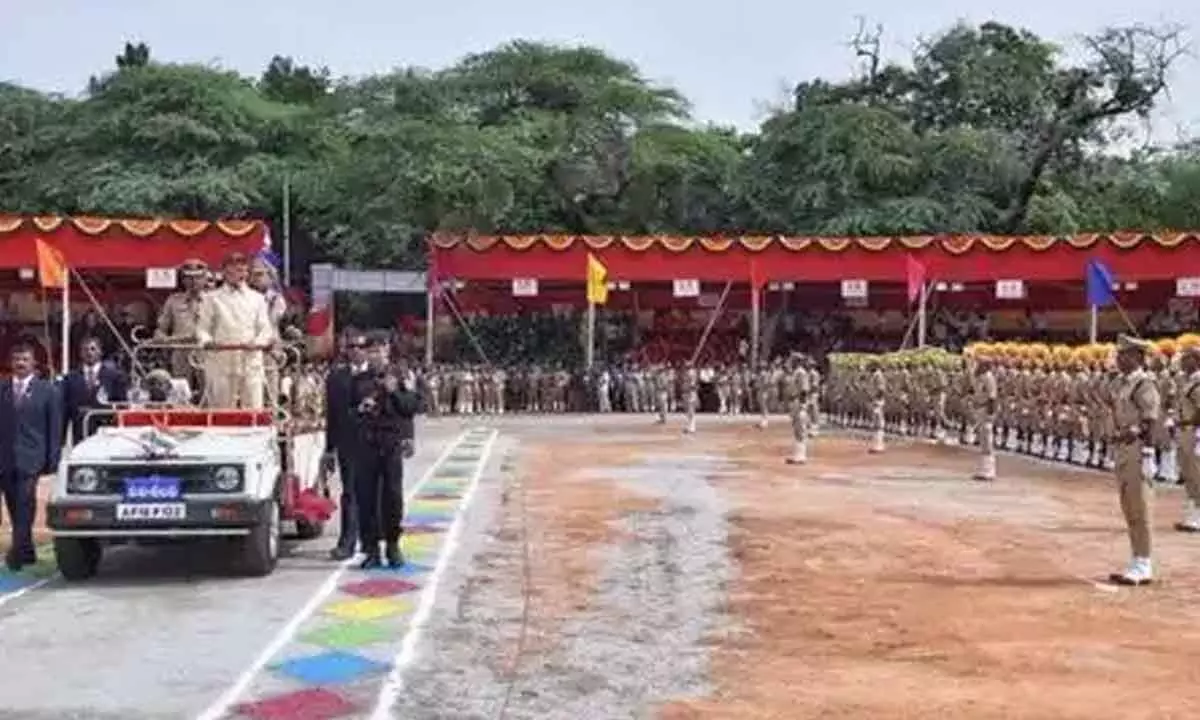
[412,361,825,418]
[822,335,1200,588]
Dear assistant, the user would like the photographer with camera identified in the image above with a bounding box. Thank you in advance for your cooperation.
[350,333,419,569]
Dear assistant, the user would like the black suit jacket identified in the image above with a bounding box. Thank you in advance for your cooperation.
[0,376,63,478]
[324,364,362,455]
[63,362,129,441]
[349,367,419,445]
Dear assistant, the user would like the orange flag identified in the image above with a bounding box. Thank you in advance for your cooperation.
[35,238,67,289]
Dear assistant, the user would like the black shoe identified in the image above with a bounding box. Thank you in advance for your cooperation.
[329,545,355,561]
[4,550,25,572]
[385,542,404,568]
[359,554,383,570]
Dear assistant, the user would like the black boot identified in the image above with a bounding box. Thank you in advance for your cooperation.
[385,541,404,568]
[359,545,383,570]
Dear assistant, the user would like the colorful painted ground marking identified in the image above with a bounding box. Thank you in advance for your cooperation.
[226,426,497,719]
[235,688,356,720]
[0,548,58,608]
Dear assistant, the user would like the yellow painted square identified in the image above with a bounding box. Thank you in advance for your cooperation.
[408,499,459,514]
[322,596,413,621]
[402,534,441,551]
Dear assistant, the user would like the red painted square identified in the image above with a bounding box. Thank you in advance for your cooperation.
[234,688,355,720]
[340,577,420,597]
[404,524,444,535]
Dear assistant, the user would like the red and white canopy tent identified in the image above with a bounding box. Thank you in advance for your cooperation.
[0,214,268,373]
[0,215,266,273]
[428,231,1200,361]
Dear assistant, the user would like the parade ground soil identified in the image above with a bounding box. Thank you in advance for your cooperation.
[403,416,1200,720]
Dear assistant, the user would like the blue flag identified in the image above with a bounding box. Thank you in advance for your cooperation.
[1085,258,1116,307]
[257,248,282,269]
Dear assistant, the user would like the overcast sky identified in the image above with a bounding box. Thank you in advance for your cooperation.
[1,0,1196,141]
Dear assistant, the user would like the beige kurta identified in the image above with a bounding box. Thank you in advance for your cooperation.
[196,284,274,408]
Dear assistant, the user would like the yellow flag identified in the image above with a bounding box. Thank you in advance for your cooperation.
[586,253,608,305]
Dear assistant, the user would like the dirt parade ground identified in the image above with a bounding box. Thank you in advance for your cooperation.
[3,415,1200,719]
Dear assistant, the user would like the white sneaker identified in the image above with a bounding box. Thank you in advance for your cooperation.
[787,441,808,465]
[1176,499,1200,533]
[1110,557,1154,586]
[869,431,885,454]
[972,454,996,482]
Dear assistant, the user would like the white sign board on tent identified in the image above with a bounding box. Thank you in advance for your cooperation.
[995,279,1026,299]
[511,278,539,297]
[145,267,177,289]
[840,279,868,299]
[673,279,700,298]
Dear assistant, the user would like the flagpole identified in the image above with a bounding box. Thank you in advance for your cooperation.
[750,283,761,368]
[917,281,928,348]
[424,282,436,366]
[60,272,71,379]
[585,300,596,370]
[1089,305,1098,343]
[282,174,292,287]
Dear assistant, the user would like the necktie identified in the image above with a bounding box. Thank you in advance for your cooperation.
[87,367,97,390]
[14,380,26,405]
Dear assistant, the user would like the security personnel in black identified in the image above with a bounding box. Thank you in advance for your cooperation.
[351,335,419,569]
[324,333,370,561]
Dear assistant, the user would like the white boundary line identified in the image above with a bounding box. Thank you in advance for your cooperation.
[368,428,499,720]
[194,429,471,720]
[0,575,55,610]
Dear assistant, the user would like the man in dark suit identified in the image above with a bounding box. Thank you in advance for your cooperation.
[323,333,370,561]
[63,336,129,444]
[351,333,419,569]
[0,343,62,570]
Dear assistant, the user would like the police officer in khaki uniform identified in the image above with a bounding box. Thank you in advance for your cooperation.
[970,354,999,481]
[786,358,811,464]
[154,258,208,397]
[868,360,886,454]
[1174,340,1200,532]
[1107,335,1161,586]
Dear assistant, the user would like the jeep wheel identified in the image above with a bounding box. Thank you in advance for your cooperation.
[239,500,281,577]
[54,538,102,581]
[294,518,325,540]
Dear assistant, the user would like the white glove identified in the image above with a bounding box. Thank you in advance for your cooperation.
[1141,448,1157,480]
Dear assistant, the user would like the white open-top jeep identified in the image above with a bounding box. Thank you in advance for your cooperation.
[46,342,331,580]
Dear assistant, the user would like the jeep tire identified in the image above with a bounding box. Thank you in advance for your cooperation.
[54,538,102,581]
[239,499,281,577]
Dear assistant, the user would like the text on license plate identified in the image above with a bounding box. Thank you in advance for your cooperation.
[116,503,186,521]
[124,475,181,501]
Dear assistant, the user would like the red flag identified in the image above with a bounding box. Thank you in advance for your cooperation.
[905,254,925,304]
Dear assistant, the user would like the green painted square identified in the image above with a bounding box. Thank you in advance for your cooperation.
[300,620,393,649]
[419,485,464,495]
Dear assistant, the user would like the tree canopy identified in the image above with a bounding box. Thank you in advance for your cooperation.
[0,21,1196,273]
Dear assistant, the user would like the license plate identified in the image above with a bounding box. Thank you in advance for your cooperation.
[116,503,186,521]
[124,475,181,501]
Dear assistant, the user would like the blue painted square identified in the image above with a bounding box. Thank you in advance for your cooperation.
[403,513,453,525]
[364,562,434,579]
[272,650,390,686]
[0,575,32,593]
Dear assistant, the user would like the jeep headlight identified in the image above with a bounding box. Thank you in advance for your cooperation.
[69,467,102,493]
[213,465,242,492]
